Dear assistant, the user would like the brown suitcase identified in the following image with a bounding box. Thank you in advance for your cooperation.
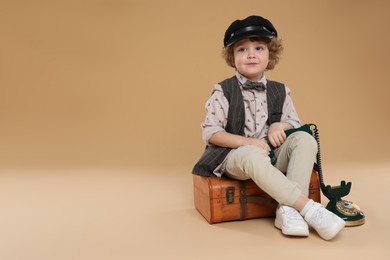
[193,169,321,224]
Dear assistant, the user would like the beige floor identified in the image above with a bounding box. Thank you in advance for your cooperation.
[0,162,388,260]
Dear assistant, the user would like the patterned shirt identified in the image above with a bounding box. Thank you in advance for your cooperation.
[201,71,301,146]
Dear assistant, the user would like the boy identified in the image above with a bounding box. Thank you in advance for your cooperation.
[193,15,345,240]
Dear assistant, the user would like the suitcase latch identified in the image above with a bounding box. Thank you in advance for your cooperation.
[226,186,235,204]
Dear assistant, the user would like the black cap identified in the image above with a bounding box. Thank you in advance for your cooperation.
[223,15,278,47]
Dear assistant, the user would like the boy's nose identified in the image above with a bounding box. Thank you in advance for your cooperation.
[247,49,256,58]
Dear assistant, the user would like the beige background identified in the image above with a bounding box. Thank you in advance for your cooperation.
[1,0,390,259]
[1,0,390,169]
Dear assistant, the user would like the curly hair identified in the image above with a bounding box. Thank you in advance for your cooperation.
[222,37,284,70]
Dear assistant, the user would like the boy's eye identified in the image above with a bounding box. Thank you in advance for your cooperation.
[238,47,246,52]
[256,46,264,51]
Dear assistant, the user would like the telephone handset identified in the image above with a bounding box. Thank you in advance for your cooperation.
[270,123,365,226]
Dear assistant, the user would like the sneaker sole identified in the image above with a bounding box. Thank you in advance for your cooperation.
[274,219,309,237]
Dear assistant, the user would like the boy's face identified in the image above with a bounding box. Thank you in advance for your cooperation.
[233,38,269,81]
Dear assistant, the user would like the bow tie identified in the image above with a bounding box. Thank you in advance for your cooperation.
[242,80,266,91]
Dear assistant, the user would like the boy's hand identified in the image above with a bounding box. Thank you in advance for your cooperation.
[268,122,288,148]
[243,138,271,154]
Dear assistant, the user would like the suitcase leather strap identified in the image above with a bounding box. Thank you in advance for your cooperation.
[239,182,277,220]
[239,182,246,220]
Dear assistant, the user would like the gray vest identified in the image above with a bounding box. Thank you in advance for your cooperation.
[192,76,286,177]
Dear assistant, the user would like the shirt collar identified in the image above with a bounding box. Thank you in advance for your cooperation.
[235,71,268,87]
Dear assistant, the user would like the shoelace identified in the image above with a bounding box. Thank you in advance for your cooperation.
[308,206,326,225]
[285,207,303,219]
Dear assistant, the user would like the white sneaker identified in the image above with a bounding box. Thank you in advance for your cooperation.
[274,205,309,236]
[304,202,345,240]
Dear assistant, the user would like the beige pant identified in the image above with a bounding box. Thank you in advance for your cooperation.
[223,131,318,206]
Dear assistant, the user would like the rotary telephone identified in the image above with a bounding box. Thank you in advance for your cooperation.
[270,123,365,227]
